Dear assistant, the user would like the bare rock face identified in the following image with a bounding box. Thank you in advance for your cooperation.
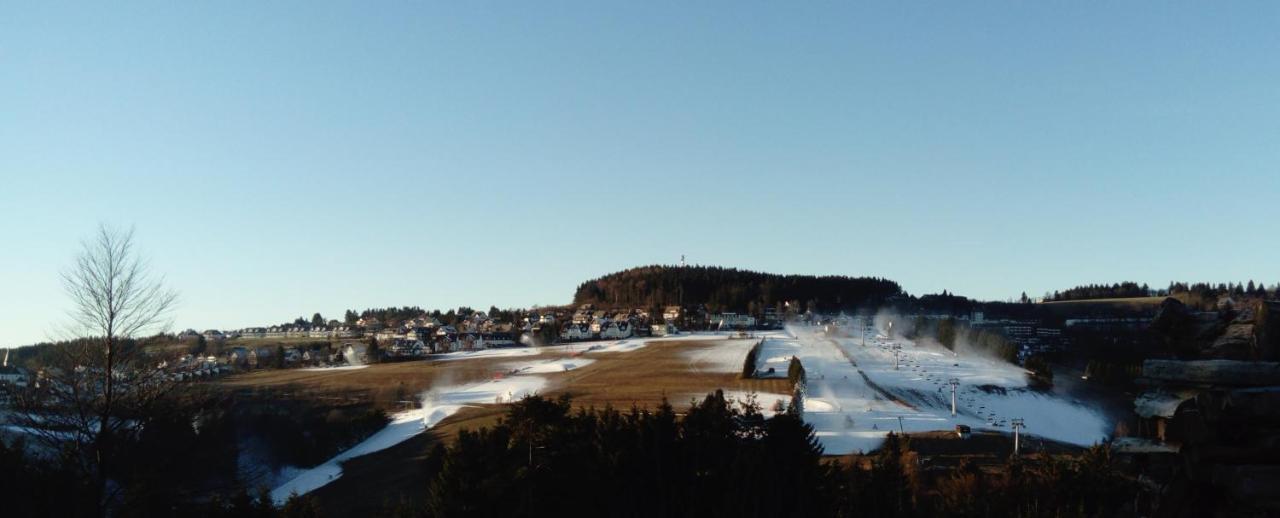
[1142,359,1280,386]
[1255,301,1280,361]
[1207,322,1257,360]
[1150,297,1192,333]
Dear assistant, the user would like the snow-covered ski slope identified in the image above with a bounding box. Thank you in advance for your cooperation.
[772,326,1109,454]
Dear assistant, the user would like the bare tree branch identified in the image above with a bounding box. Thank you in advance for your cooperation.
[6,224,181,516]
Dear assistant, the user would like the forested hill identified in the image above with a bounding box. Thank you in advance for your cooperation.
[572,265,902,312]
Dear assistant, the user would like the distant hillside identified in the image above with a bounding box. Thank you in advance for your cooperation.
[572,265,902,312]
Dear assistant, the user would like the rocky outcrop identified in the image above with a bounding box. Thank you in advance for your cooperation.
[1133,359,1280,516]
[1142,359,1280,386]
[1207,322,1256,359]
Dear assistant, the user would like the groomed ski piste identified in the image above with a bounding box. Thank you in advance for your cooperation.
[766,325,1109,455]
[270,332,733,504]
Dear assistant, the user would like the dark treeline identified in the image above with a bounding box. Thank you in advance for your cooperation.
[1,391,1142,518]
[382,393,1135,518]
[573,265,903,313]
[341,306,521,328]
[1048,280,1279,302]
[0,388,329,518]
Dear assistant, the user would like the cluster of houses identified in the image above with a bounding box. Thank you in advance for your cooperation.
[158,353,232,381]
[166,304,809,370]
[559,306,680,342]
[0,350,29,391]
[369,312,521,360]
[178,325,363,341]
[222,342,370,368]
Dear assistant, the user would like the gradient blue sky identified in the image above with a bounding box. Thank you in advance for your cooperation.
[2,2,1278,347]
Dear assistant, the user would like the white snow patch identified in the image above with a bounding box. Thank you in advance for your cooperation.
[682,338,762,373]
[271,372,550,504]
[270,408,437,504]
[683,390,793,418]
[432,347,541,361]
[300,365,369,372]
[510,358,596,374]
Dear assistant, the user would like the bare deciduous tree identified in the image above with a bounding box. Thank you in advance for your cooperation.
[9,224,179,515]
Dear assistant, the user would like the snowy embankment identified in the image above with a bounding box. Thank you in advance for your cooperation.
[778,326,1110,455]
[559,332,741,355]
[710,390,794,418]
[300,365,369,372]
[270,334,685,504]
[271,375,547,503]
[430,347,541,361]
[682,334,775,373]
[508,357,595,374]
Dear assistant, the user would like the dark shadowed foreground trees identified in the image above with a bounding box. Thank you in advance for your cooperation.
[7,225,179,516]
[403,393,1138,518]
[423,391,836,518]
[0,389,1141,518]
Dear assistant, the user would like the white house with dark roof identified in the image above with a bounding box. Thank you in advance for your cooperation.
[560,323,594,341]
[600,320,633,339]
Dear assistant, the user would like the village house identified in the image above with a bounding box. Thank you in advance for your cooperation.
[651,322,678,337]
[482,332,517,347]
[286,326,314,338]
[238,327,268,338]
[432,333,483,353]
[342,343,367,364]
[356,316,383,331]
[332,326,362,338]
[589,317,610,335]
[386,339,427,360]
[405,315,440,329]
[0,365,29,388]
[247,347,274,368]
[560,323,594,341]
[663,306,683,322]
[600,320,633,339]
[405,326,434,341]
[225,347,249,367]
[375,328,406,343]
[202,329,226,341]
[709,312,757,329]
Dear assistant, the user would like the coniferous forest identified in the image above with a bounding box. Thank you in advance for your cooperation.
[573,266,903,313]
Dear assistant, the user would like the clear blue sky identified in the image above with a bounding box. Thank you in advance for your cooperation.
[2,2,1277,347]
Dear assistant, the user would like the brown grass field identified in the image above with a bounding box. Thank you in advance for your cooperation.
[219,337,790,515]
[219,338,790,413]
